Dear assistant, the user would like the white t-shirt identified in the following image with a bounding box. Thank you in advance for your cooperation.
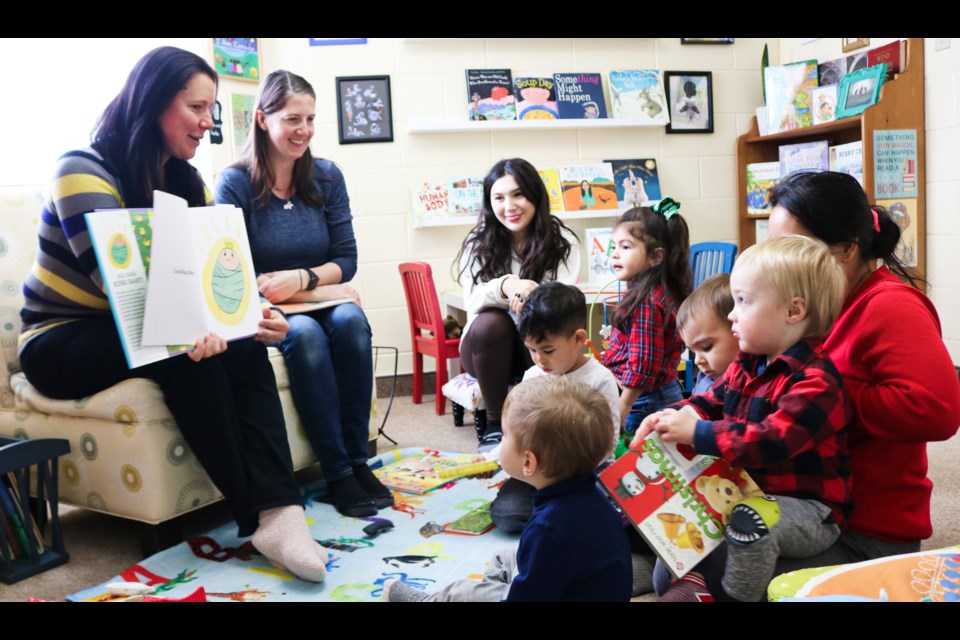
[485,356,620,463]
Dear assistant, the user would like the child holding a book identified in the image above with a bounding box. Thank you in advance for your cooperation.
[634,235,852,602]
[384,376,632,602]
[483,281,621,534]
[676,273,738,395]
[601,199,692,446]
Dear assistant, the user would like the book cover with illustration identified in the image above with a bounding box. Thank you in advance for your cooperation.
[829,141,864,188]
[466,69,516,121]
[514,76,559,120]
[373,452,477,495]
[606,158,661,207]
[764,60,819,134]
[554,72,607,119]
[818,51,870,87]
[608,70,670,124]
[537,167,564,214]
[810,84,838,125]
[411,180,452,227]
[559,163,619,212]
[448,175,484,219]
[877,198,918,268]
[746,161,781,215]
[599,425,763,578]
[586,227,615,286]
[444,500,495,535]
[85,192,260,369]
[779,140,829,177]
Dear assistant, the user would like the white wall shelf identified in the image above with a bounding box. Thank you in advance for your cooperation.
[407,116,663,134]
[415,208,624,229]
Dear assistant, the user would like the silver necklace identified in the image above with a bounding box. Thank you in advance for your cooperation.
[272,185,294,210]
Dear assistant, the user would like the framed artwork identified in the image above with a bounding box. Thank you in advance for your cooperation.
[837,64,887,118]
[336,75,394,144]
[664,71,713,134]
[842,38,870,53]
[211,38,261,83]
[681,38,734,45]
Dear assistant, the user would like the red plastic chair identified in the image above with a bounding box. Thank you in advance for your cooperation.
[398,262,461,415]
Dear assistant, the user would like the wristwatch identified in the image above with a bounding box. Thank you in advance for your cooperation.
[304,268,319,291]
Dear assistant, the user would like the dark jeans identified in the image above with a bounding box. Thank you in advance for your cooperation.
[18,315,302,537]
[274,303,373,481]
[623,381,684,434]
[459,310,532,424]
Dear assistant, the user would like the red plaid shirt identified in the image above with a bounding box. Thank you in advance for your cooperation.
[602,283,682,392]
[680,338,852,525]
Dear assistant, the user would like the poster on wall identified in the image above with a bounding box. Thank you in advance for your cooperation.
[335,76,393,144]
[876,198,918,267]
[212,38,261,83]
[230,93,256,160]
[873,129,918,199]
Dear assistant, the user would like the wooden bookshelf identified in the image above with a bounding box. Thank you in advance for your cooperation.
[736,38,926,282]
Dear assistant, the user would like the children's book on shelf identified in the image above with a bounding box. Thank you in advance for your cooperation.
[373,452,478,495]
[607,70,670,124]
[779,140,829,177]
[559,163,619,212]
[554,72,607,119]
[829,141,864,188]
[764,60,819,134]
[411,180,452,227]
[606,158,661,208]
[818,51,870,87]
[448,175,484,218]
[586,227,615,286]
[868,39,906,81]
[85,192,261,369]
[0,477,30,558]
[745,161,781,215]
[810,84,838,125]
[445,500,495,535]
[873,129,918,199]
[466,69,516,121]
[514,76,559,120]
[598,414,763,578]
[537,167,564,214]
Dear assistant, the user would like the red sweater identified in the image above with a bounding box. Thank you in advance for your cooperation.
[824,267,960,543]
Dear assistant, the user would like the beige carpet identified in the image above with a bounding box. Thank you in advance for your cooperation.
[2,394,958,601]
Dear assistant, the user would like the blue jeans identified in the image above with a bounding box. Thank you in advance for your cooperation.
[623,381,684,434]
[275,303,373,481]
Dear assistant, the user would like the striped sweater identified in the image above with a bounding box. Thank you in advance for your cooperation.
[18,148,210,352]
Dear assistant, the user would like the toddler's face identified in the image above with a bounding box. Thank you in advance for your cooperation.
[680,313,739,382]
[523,330,586,376]
[728,265,794,360]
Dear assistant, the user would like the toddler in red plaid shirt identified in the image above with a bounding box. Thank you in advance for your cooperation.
[601,198,692,446]
[634,235,853,602]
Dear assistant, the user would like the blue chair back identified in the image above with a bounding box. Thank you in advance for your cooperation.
[690,242,738,290]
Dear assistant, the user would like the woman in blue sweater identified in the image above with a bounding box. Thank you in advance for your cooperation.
[215,70,392,518]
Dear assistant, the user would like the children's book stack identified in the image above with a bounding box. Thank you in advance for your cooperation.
[745,161,781,215]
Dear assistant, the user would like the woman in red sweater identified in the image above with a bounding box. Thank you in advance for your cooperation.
[768,171,960,567]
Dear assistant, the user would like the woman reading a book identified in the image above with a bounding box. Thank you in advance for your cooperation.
[17,47,331,583]
[215,70,393,519]
[766,170,960,570]
[453,158,581,455]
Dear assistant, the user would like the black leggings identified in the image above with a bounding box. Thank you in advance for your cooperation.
[459,310,533,425]
[19,316,303,537]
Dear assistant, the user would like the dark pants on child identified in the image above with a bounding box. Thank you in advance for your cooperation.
[18,315,303,537]
[459,310,533,425]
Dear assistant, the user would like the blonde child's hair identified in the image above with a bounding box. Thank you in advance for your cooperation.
[502,376,612,479]
[733,235,845,337]
[676,272,733,334]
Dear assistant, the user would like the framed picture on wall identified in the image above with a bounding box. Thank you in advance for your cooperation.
[212,38,261,83]
[842,38,870,53]
[335,75,394,144]
[836,64,886,118]
[664,71,713,134]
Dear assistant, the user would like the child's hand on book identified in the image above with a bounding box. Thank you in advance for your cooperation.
[651,409,697,445]
[631,410,669,447]
[187,332,227,362]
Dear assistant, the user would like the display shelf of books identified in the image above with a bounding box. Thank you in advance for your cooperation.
[0,436,70,584]
[407,116,664,134]
[736,38,925,283]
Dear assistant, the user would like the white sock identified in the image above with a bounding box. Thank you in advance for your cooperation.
[252,505,330,582]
